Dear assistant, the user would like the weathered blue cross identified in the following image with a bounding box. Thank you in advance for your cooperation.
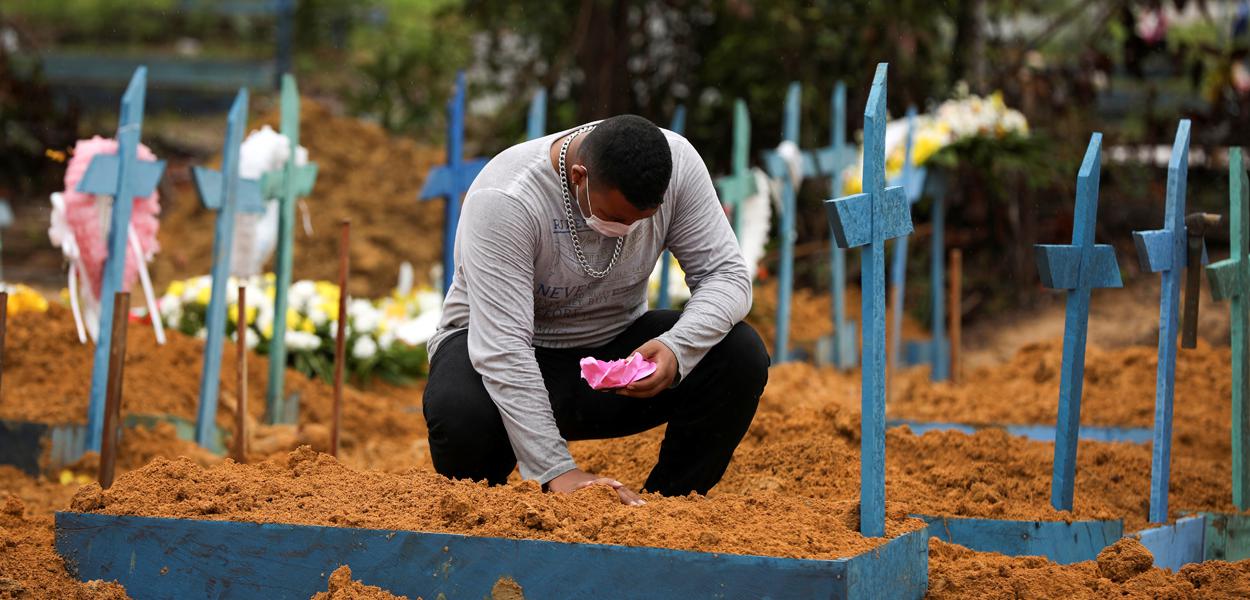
[655,105,688,310]
[1207,147,1250,511]
[814,82,860,370]
[1035,133,1123,511]
[887,107,936,385]
[763,82,820,362]
[263,74,319,426]
[419,71,489,295]
[714,99,755,239]
[527,87,547,140]
[1130,120,1192,524]
[192,89,266,448]
[79,67,167,452]
[825,63,913,537]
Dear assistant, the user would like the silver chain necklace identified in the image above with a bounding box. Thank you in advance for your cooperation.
[559,125,624,279]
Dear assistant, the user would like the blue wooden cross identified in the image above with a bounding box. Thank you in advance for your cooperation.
[763,82,820,362]
[655,106,688,310]
[1035,133,1123,511]
[262,74,319,426]
[192,89,266,448]
[527,87,547,140]
[714,99,755,238]
[1131,120,1191,524]
[814,82,859,369]
[887,107,931,385]
[78,67,167,452]
[1207,147,1250,511]
[825,63,913,537]
[419,71,488,295]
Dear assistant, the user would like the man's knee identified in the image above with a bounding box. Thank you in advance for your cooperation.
[423,342,515,483]
[719,321,770,395]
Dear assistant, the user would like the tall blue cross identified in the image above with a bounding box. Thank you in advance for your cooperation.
[814,82,859,369]
[192,89,266,448]
[1207,147,1250,511]
[262,74,319,426]
[763,82,819,362]
[1035,133,1123,511]
[1131,120,1191,524]
[714,99,755,238]
[78,67,166,452]
[527,87,547,140]
[420,70,488,295]
[655,105,688,310]
[825,63,913,537]
[887,107,931,385]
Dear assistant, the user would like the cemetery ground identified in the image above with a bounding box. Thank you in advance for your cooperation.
[3,282,1250,598]
[3,95,1249,597]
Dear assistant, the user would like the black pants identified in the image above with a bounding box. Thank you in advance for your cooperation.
[422,310,769,496]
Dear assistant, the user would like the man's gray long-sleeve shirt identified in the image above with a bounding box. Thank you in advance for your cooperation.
[426,126,752,484]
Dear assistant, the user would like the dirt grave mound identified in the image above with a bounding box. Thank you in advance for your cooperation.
[70,446,922,561]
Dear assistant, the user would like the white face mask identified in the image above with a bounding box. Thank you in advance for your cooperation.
[578,172,642,238]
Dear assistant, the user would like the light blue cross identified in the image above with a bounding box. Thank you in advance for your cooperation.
[763,82,820,362]
[263,74,319,426]
[714,99,755,238]
[1035,133,1123,511]
[527,87,547,140]
[192,89,266,448]
[887,107,933,385]
[825,63,913,537]
[1131,120,1192,524]
[1207,147,1250,510]
[814,82,859,370]
[656,105,688,310]
[420,71,488,294]
[79,67,167,452]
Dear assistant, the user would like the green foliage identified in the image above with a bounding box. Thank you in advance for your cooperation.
[343,0,473,135]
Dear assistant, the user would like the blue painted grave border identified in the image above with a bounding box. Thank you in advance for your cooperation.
[885,419,1154,444]
[0,416,226,477]
[916,514,1122,565]
[55,512,929,600]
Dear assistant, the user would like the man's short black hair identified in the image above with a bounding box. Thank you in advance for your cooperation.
[580,114,673,210]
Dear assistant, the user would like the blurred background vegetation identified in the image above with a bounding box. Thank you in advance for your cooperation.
[2,0,1250,321]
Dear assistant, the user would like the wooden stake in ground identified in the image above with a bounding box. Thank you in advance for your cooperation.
[234,285,248,463]
[1207,147,1250,511]
[331,220,351,458]
[948,249,962,383]
[1034,133,1123,512]
[99,292,130,490]
[1130,120,1191,524]
[0,291,7,402]
[825,63,913,537]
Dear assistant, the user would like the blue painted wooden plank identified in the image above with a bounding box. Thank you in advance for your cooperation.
[1207,149,1250,511]
[1201,512,1250,561]
[1130,121,1191,525]
[655,106,687,310]
[419,71,489,294]
[84,68,165,452]
[192,90,257,449]
[826,63,913,537]
[77,155,165,198]
[55,512,929,600]
[1136,515,1206,571]
[713,99,755,238]
[916,515,1122,565]
[884,419,1155,444]
[1,416,225,477]
[526,87,547,140]
[1034,133,1123,512]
